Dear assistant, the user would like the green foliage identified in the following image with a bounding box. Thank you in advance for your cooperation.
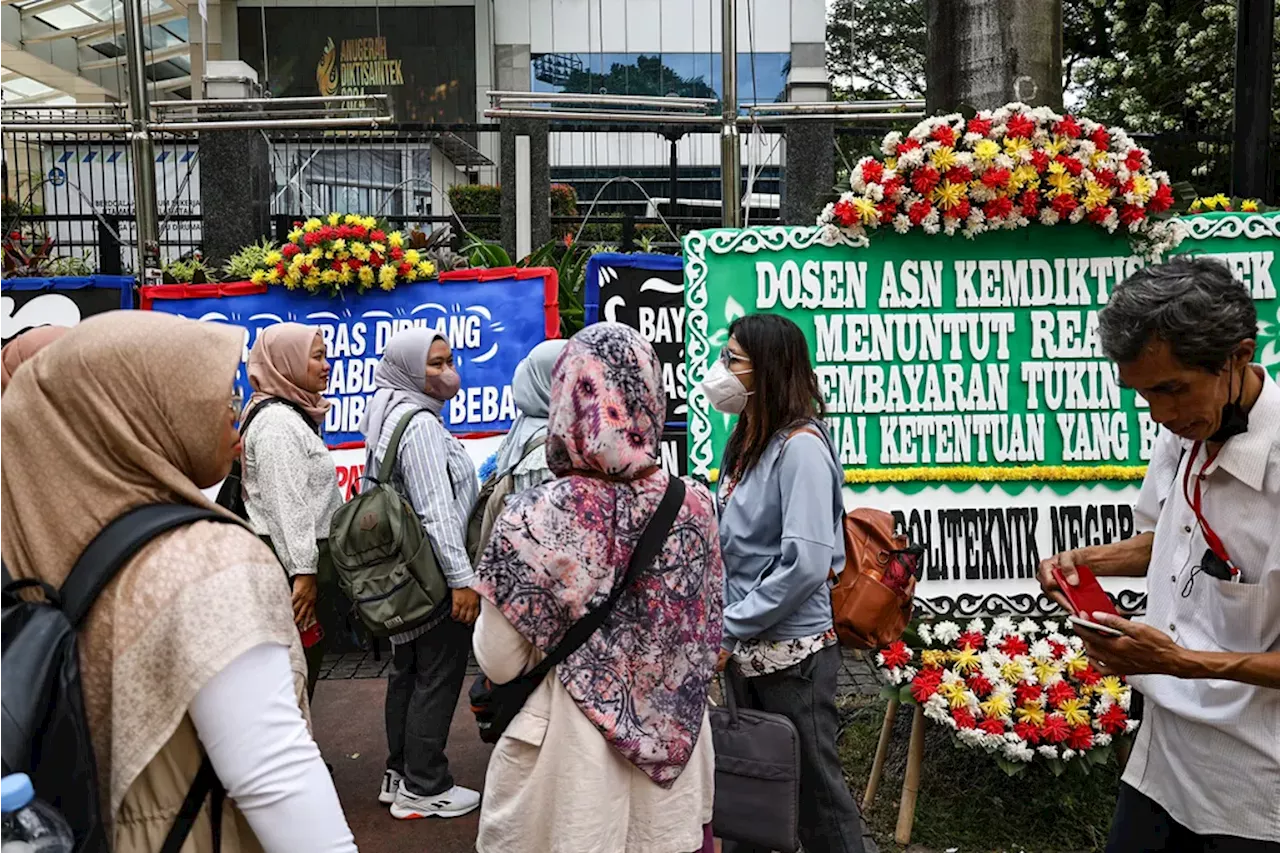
[460,232,599,336]
[223,237,278,282]
[44,254,94,277]
[162,254,217,284]
[446,184,580,241]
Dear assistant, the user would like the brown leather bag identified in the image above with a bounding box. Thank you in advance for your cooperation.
[830,508,921,649]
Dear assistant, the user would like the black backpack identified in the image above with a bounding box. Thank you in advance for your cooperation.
[216,397,318,519]
[2,504,239,853]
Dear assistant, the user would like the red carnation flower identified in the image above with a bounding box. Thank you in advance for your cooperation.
[967,674,994,697]
[1119,204,1146,226]
[337,224,352,239]
[1005,113,1035,139]
[292,220,302,228]
[1030,150,1051,173]
[1047,681,1076,708]
[877,201,898,223]
[979,718,1006,736]
[1087,205,1115,224]
[1054,115,1082,139]
[945,165,973,185]
[950,198,972,221]
[1093,168,1116,188]
[1013,720,1042,744]
[1020,190,1040,218]
[967,116,993,136]
[1048,640,1068,659]
[984,196,1014,221]
[957,631,986,650]
[911,165,941,195]
[370,229,387,243]
[319,226,336,241]
[1051,193,1079,217]
[1125,149,1146,172]
[398,262,412,276]
[390,246,405,261]
[1066,725,1094,752]
[897,137,921,153]
[1014,681,1043,706]
[911,675,941,703]
[1090,125,1110,150]
[347,258,363,270]
[833,199,858,227]
[1055,154,1084,177]
[303,232,321,247]
[282,243,301,258]
[352,224,368,239]
[982,167,1012,189]
[881,641,911,669]
[931,124,957,147]
[861,159,885,184]
[369,253,384,268]
[1076,665,1102,687]
[330,260,344,272]
[1000,634,1030,657]
[297,263,312,276]
[1098,704,1129,736]
[275,262,286,277]
[882,175,905,198]
[908,199,934,225]
[953,708,977,730]
[1042,714,1070,743]
[1148,183,1174,213]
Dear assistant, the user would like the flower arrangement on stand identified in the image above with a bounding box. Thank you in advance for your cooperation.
[250,213,436,295]
[817,103,1186,259]
[876,616,1139,777]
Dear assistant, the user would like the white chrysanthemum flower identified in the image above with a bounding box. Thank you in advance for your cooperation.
[1039,208,1061,226]
[964,131,983,145]
[1095,733,1113,747]
[958,728,987,748]
[1069,206,1087,224]
[954,150,975,168]
[935,621,962,644]
[1041,672,1065,688]
[1125,719,1140,733]
[1062,748,1077,761]
[992,616,1016,635]
[1003,740,1035,763]
[943,219,960,236]
[1047,632,1070,647]
[1018,619,1039,636]
[967,618,988,635]
[987,649,1011,668]
[816,224,844,247]
[1076,140,1096,157]
[962,690,981,713]
[994,153,1015,170]
[899,148,926,169]
[867,183,885,202]
[917,622,934,646]
[1038,745,1059,759]
[941,668,963,685]
[819,202,836,223]
[1119,691,1133,712]
[1030,639,1054,660]
[968,184,996,203]
[881,131,902,155]
[924,699,951,726]
[1069,635,1085,651]
[923,221,941,235]
[1096,694,1115,713]
[892,214,912,234]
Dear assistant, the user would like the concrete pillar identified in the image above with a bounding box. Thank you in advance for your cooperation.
[500,118,550,260]
[925,0,1063,113]
[782,120,835,226]
[197,61,272,268]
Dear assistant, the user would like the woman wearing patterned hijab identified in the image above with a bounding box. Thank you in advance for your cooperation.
[472,323,723,853]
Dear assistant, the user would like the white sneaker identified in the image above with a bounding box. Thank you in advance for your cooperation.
[378,770,403,805]
[389,783,481,820]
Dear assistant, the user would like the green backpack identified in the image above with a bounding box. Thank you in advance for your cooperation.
[465,434,547,566]
[329,410,449,639]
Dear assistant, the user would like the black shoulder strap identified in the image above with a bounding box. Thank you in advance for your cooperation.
[242,397,319,439]
[160,756,223,853]
[60,504,236,628]
[527,477,686,680]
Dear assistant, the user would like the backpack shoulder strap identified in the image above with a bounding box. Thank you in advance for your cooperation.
[242,397,318,440]
[515,433,548,467]
[373,408,428,482]
[527,477,686,680]
[60,505,237,628]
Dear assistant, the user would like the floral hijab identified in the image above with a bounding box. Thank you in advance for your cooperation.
[473,323,724,786]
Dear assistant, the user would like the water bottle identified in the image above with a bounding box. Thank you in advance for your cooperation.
[0,774,74,853]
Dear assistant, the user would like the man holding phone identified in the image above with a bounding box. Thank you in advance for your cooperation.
[1038,258,1280,852]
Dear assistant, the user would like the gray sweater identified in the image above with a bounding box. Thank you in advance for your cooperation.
[717,420,845,651]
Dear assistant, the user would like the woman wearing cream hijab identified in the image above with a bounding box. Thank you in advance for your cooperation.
[0,312,357,853]
[0,324,67,393]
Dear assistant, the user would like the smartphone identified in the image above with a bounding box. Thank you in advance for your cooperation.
[1052,565,1123,637]
[1067,614,1123,637]
[300,622,324,649]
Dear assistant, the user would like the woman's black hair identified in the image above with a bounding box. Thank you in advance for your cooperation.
[721,313,825,479]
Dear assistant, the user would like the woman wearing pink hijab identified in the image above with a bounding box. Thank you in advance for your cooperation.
[0,325,68,394]
[240,322,343,698]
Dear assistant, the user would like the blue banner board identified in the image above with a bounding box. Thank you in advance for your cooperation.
[1,275,135,345]
[584,252,686,425]
[142,268,559,444]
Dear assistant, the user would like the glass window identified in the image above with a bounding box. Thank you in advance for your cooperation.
[530,52,790,107]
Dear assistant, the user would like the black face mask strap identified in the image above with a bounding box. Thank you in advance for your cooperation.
[1208,357,1250,443]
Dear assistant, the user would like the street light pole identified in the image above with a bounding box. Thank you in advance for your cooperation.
[720,0,741,228]
[122,0,161,282]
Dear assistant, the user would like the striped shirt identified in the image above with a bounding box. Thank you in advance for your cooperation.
[369,401,479,644]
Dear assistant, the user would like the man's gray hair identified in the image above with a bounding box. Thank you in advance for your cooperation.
[1098,256,1258,373]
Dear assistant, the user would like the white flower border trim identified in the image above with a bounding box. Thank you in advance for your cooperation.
[1179,213,1280,242]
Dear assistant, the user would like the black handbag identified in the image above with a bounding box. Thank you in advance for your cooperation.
[469,477,686,745]
[710,670,802,853]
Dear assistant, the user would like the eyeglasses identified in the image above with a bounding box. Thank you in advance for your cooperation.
[229,389,244,412]
[718,347,751,368]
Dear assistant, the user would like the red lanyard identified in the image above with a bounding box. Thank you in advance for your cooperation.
[1180,441,1239,578]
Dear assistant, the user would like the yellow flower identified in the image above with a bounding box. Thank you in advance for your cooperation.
[1010,164,1040,191]
[388,232,405,249]
[1033,659,1062,685]
[852,197,879,225]
[404,249,421,266]
[1098,676,1126,702]
[972,139,1000,164]
[1206,193,1230,210]
[1130,173,1154,202]
[363,216,377,230]
[264,250,283,266]
[327,212,340,226]
[379,265,397,289]
[250,270,267,285]
[324,251,334,260]
[303,218,322,233]
[339,267,354,285]
[930,145,958,171]
[287,228,304,243]
[283,271,300,290]
[1044,135,1070,156]
[1242,199,1260,211]
[304,273,320,290]
[1046,161,1077,194]
[884,156,898,171]
[358,266,375,287]
[416,260,436,279]
[1090,150,1110,169]
[1015,705,1046,726]
[1000,658,1027,684]
[1189,198,1204,213]
[1064,651,1090,676]
[948,689,973,711]
[950,646,981,673]
[938,680,966,703]
[980,692,1013,720]
[921,649,948,668]
[321,269,340,285]
[265,267,281,284]
[351,243,372,262]
[370,242,387,255]
[932,180,968,212]
[331,238,346,253]
[308,248,323,263]
[1059,698,1090,727]
[344,214,361,225]
[1003,136,1031,159]
[1083,180,1112,211]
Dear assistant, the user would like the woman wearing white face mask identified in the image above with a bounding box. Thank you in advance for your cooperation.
[702,314,865,853]
[360,328,482,821]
